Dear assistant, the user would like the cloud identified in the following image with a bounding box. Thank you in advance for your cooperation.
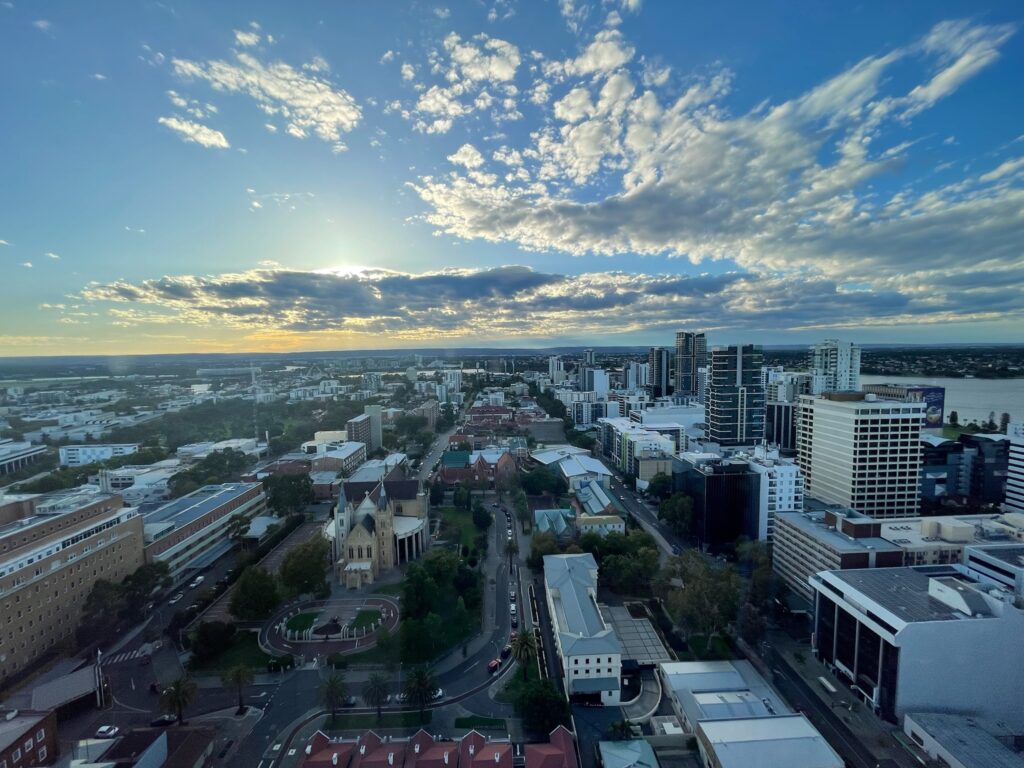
[380,50,396,64]
[90,73,107,81]
[448,144,485,168]
[157,116,231,148]
[0,239,8,246]
[400,62,416,81]
[434,7,451,19]
[234,29,261,47]
[409,19,1022,321]
[171,37,359,152]
[124,226,146,234]
[45,252,60,260]
[22,262,32,268]
[31,19,50,31]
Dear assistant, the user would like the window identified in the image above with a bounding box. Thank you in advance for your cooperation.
[24,737,32,750]
[37,747,47,761]
[12,749,20,762]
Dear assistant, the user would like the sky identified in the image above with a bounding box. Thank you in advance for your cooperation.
[1,1,1023,356]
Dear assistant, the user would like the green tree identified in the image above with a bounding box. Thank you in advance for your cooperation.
[429,480,445,506]
[736,602,767,646]
[267,474,315,515]
[504,538,520,565]
[362,672,390,722]
[948,410,959,427]
[403,666,436,719]
[279,536,330,596]
[1000,412,1011,433]
[190,621,237,665]
[658,492,694,537]
[222,664,254,713]
[519,680,569,734]
[526,531,560,569]
[472,502,492,531]
[665,552,742,643]
[229,567,281,620]
[511,630,537,681]
[646,472,673,501]
[160,676,198,725]
[453,485,472,510]
[320,671,347,721]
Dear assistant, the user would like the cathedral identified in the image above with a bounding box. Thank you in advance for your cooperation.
[329,465,429,588]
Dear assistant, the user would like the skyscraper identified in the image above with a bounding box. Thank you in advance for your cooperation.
[707,344,765,446]
[583,348,595,366]
[548,355,565,385]
[626,361,649,390]
[648,347,672,398]
[674,331,707,397]
[810,339,861,393]
[583,367,609,397]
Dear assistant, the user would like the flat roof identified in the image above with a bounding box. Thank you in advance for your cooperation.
[597,740,658,768]
[600,605,671,665]
[906,712,1024,768]
[775,512,901,555]
[968,544,1024,570]
[145,483,260,527]
[697,715,842,768]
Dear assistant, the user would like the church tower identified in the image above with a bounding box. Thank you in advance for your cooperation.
[376,483,395,571]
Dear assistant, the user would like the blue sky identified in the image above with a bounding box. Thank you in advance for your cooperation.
[1,0,1022,355]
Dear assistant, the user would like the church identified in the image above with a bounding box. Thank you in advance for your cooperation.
[328,464,430,588]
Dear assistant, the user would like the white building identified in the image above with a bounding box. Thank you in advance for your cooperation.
[797,392,924,518]
[810,339,861,393]
[548,356,566,386]
[0,439,47,475]
[97,460,181,504]
[811,565,1024,727]
[59,443,140,467]
[1005,421,1024,515]
[543,553,622,705]
[738,445,804,542]
[625,361,649,390]
[443,369,463,393]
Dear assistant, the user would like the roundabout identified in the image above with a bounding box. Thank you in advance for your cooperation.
[261,594,401,657]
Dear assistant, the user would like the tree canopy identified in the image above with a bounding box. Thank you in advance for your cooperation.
[279,535,330,596]
[229,567,281,620]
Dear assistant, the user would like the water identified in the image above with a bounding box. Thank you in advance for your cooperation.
[860,375,1024,426]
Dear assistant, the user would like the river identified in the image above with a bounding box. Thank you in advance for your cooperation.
[860,375,1024,426]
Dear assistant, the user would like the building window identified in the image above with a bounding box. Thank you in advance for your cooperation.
[37,747,47,762]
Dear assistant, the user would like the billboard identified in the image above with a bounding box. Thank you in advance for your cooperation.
[907,386,945,429]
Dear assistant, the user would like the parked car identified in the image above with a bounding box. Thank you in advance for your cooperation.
[344,696,358,708]
[509,590,516,602]
[510,603,517,614]
[188,576,205,589]
[511,615,519,628]
[95,726,120,739]
[168,593,184,606]
[149,715,177,728]
[488,659,501,673]
[501,644,512,659]
[431,688,444,701]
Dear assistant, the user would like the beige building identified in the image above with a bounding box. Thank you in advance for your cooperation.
[0,489,143,686]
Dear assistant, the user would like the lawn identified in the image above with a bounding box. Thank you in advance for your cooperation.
[454,716,506,730]
[351,610,381,631]
[190,632,271,672]
[438,506,478,553]
[325,711,431,731]
[372,583,404,596]
[286,612,318,632]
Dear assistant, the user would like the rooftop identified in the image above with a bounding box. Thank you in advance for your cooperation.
[144,483,260,528]
[596,740,658,768]
[544,553,621,656]
[697,715,843,768]
[0,710,48,753]
[906,712,1024,768]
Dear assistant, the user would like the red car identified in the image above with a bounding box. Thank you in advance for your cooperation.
[488,659,502,674]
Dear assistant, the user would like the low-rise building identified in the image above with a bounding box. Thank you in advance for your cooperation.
[0,438,47,476]
[58,443,140,467]
[696,715,842,768]
[97,459,182,504]
[0,709,58,767]
[439,449,516,488]
[534,508,576,541]
[143,482,266,581]
[543,553,622,705]
[902,712,1024,768]
[310,442,367,477]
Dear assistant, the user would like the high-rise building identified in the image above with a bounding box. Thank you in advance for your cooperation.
[363,404,383,452]
[1006,422,1024,515]
[361,372,382,393]
[696,366,708,405]
[760,365,785,390]
[648,347,672,398]
[797,392,924,518]
[766,401,798,451]
[442,368,462,393]
[809,339,861,393]
[548,356,566,385]
[346,413,372,447]
[583,368,609,398]
[625,361,649,390]
[0,489,144,685]
[674,331,707,397]
[707,345,765,446]
[583,348,595,366]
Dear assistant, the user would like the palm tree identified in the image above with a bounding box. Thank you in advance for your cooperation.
[504,539,519,565]
[319,671,347,722]
[221,664,254,714]
[511,630,538,681]
[403,666,435,720]
[607,719,634,740]
[160,675,198,725]
[362,672,389,723]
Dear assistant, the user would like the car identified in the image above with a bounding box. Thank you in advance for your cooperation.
[509,590,516,602]
[188,576,205,589]
[501,644,512,659]
[168,593,184,606]
[511,615,519,628]
[488,658,501,673]
[149,714,177,728]
[510,603,517,614]
[431,688,444,701]
[95,726,120,739]
[187,603,200,612]
[344,696,358,708]
[397,692,409,704]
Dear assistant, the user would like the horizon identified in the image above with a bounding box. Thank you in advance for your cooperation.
[2,1,1023,355]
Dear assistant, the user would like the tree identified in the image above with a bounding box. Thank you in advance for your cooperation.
[665,552,742,643]
[647,472,673,501]
[504,538,520,565]
[453,485,472,510]
[190,621,237,665]
[607,719,634,740]
[658,492,694,537]
[526,531,559,569]
[267,474,315,515]
[362,672,390,722]
[948,410,959,427]
[1000,412,1011,433]
[375,626,397,672]
[472,502,492,531]
[279,536,330,596]
[320,671,347,721]
[222,664,254,714]
[511,630,537,681]
[403,666,436,719]
[736,602,767,646]
[229,567,281,620]
[429,480,445,506]
[519,680,569,734]
[987,411,998,431]
[161,676,198,725]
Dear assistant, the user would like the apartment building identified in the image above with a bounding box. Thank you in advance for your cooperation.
[0,488,143,685]
[740,445,804,542]
[674,331,706,398]
[143,482,265,581]
[1003,422,1023,515]
[707,345,765,446]
[59,443,140,467]
[809,339,860,393]
[0,709,58,767]
[797,392,925,518]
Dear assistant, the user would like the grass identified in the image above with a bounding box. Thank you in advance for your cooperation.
[351,609,381,631]
[325,711,431,731]
[676,634,734,661]
[286,612,318,632]
[373,583,404,596]
[438,506,478,553]
[942,425,969,439]
[454,716,506,730]
[496,656,540,704]
[190,632,271,672]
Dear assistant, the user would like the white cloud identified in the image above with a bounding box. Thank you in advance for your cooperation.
[31,19,49,31]
[547,29,635,78]
[558,0,588,34]
[304,56,330,73]
[401,62,416,81]
[234,29,261,47]
[172,40,361,152]
[434,7,451,18]
[448,143,485,168]
[380,50,396,64]
[265,123,278,133]
[90,73,107,81]
[0,240,8,246]
[157,116,231,148]
[22,262,32,268]
[45,252,60,260]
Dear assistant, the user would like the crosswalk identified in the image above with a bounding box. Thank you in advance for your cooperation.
[101,649,146,666]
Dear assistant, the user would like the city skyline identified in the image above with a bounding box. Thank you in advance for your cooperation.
[2,1,1023,356]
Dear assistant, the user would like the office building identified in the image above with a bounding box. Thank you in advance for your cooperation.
[766,371,815,403]
[903,712,1024,768]
[583,348,595,366]
[959,432,1010,505]
[0,439,47,476]
[760,364,785,390]
[862,383,945,431]
[310,441,367,476]
[582,368,609,398]
[707,345,765,446]
[811,565,1024,726]
[797,392,924,518]
[97,459,180,505]
[361,372,382,393]
[0,489,143,685]
[673,452,759,550]
[741,445,804,542]
[443,368,463,393]
[809,339,860,393]
[143,482,265,580]
[696,366,708,405]
[363,405,383,452]
[648,347,672,398]
[543,553,622,705]
[766,401,797,452]
[697,717,842,768]
[548,356,566,385]
[625,361,649,390]
[674,331,706,397]
[1007,422,1024,515]
[58,443,140,467]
